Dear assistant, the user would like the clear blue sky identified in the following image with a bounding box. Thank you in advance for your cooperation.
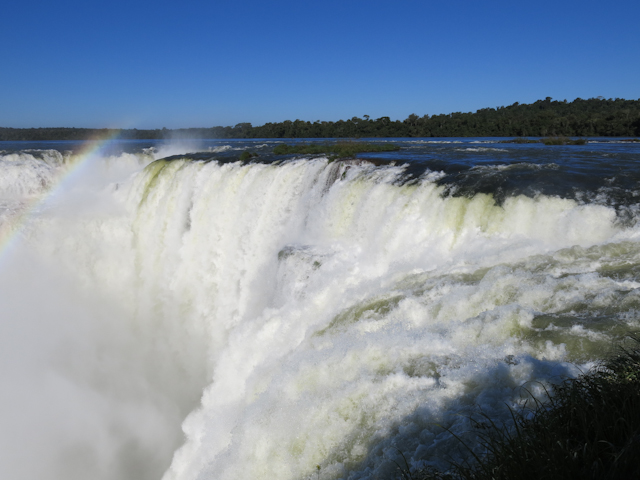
[2,0,639,128]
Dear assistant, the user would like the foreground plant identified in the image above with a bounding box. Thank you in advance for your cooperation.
[408,336,640,480]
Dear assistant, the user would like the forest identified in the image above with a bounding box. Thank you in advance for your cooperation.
[2,97,639,141]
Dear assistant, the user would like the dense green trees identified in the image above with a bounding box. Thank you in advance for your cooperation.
[1,97,639,141]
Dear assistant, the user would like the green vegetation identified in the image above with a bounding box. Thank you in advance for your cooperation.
[407,337,640,480]
[272,141,400,160]
[239,150,257,161]
[542,136,587,145]
[2,97,640,140]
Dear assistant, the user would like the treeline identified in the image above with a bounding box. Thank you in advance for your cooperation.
[2,97,640,141]
[0,126,252,142]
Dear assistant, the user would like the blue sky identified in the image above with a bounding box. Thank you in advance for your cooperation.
[2,0,639,128]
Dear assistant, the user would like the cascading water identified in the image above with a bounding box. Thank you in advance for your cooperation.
[1,139,639,480]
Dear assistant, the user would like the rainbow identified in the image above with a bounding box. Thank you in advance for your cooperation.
[0,130,123,258]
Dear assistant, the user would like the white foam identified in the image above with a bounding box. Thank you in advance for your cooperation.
[0,153,634,480]
[455,147,508,152]
[0,150,66,198]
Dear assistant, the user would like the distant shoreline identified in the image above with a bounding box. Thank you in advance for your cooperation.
[2,97,639,141]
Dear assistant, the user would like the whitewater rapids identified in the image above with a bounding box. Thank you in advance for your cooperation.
[1,140,639,480]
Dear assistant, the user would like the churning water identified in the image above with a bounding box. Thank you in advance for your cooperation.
[1,138,640,480]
